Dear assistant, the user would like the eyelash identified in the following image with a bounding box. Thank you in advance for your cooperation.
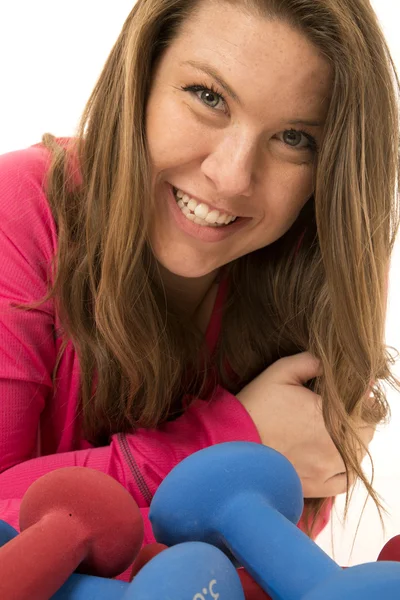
[180,81,320,154]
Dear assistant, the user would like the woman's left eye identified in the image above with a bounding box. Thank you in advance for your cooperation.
[181,83,227,112]
[278,129,319,153]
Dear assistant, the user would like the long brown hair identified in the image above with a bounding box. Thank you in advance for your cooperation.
[41,0,400,534]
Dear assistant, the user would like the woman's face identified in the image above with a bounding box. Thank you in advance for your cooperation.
[145,0,332,279]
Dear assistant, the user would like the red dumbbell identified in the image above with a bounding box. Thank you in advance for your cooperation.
[0,467,144,599]
[377,535,400,562]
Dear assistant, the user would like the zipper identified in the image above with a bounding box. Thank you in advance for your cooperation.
[117,432,153,505]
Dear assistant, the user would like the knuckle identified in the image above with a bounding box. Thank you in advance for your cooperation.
[330,479,348,496]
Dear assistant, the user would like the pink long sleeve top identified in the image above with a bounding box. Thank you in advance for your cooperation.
[0,142,331,580]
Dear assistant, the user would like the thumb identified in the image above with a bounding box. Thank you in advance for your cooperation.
[281,351,323,386]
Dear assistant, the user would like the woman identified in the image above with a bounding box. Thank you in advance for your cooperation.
[0,0,398,568]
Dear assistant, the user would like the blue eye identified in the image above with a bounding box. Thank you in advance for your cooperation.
[181,83,227,111]
[181,82,319,154]
[280,129,319,153]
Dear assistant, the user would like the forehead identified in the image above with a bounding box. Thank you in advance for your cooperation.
[165,0,333,120]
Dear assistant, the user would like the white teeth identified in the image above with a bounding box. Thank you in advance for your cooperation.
[217,214,228,224]
[173,187,237,227]
[194,204,209,220]
[205,209,220,224]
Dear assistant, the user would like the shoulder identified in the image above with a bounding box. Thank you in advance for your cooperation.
[0,137,73,220]
[0,138,72,261]
[0,142,50,205]
[0,137,73,177]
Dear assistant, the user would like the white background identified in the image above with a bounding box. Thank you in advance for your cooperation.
[0,1,399,566]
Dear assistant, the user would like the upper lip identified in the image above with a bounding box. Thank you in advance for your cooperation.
[172,185,241,218]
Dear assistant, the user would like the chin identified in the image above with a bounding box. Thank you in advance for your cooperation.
[165,261,217,279]
[155,252,220,279]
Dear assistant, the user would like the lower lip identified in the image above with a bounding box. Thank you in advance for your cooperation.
[166,183,251,243]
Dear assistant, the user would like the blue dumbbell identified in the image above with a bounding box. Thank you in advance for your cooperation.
[125,542,245,599]
[0,522,129,600]
[149,442,400,599]
[303,562,400,599]
[0,521,18,547]
[52,573,128,599]
[52,542,244,599]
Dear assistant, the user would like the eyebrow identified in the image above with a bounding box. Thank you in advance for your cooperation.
[180,59,325,128]
[287,119,323,128]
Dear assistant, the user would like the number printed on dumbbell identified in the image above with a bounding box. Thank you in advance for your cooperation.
[193,578,219,600]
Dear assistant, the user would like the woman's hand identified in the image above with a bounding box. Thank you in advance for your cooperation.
[236,351,375,498]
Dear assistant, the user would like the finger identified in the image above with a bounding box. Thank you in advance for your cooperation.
[357,423,376,436]
[360,425,375,446]
[302,473,348,498]
[279,351,323,386]
[294,445,346,487]
[356,426,375,462]
[308,457,347,484]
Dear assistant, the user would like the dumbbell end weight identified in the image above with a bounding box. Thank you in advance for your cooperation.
[150,442,342,600]
[151,442,304,550]
[126,542,246,599]
[377,535,400,562]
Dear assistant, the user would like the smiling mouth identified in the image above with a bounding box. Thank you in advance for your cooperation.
[172,186,241,228]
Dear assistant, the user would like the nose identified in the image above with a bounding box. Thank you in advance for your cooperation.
[201,130,258,198]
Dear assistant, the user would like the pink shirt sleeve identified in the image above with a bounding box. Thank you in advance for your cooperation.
[0,146,57,472]
[0,386,261,535]
[0,385,329,585]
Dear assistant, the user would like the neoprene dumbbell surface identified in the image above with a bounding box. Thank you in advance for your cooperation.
[150,441,400,600]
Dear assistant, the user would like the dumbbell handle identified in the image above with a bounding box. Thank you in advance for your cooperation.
[219,494,341,599]
[0,511,90,599]
[52,573,128,599]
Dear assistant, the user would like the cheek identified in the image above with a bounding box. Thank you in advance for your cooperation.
[265,166,314,222]
[145,96,205,170]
